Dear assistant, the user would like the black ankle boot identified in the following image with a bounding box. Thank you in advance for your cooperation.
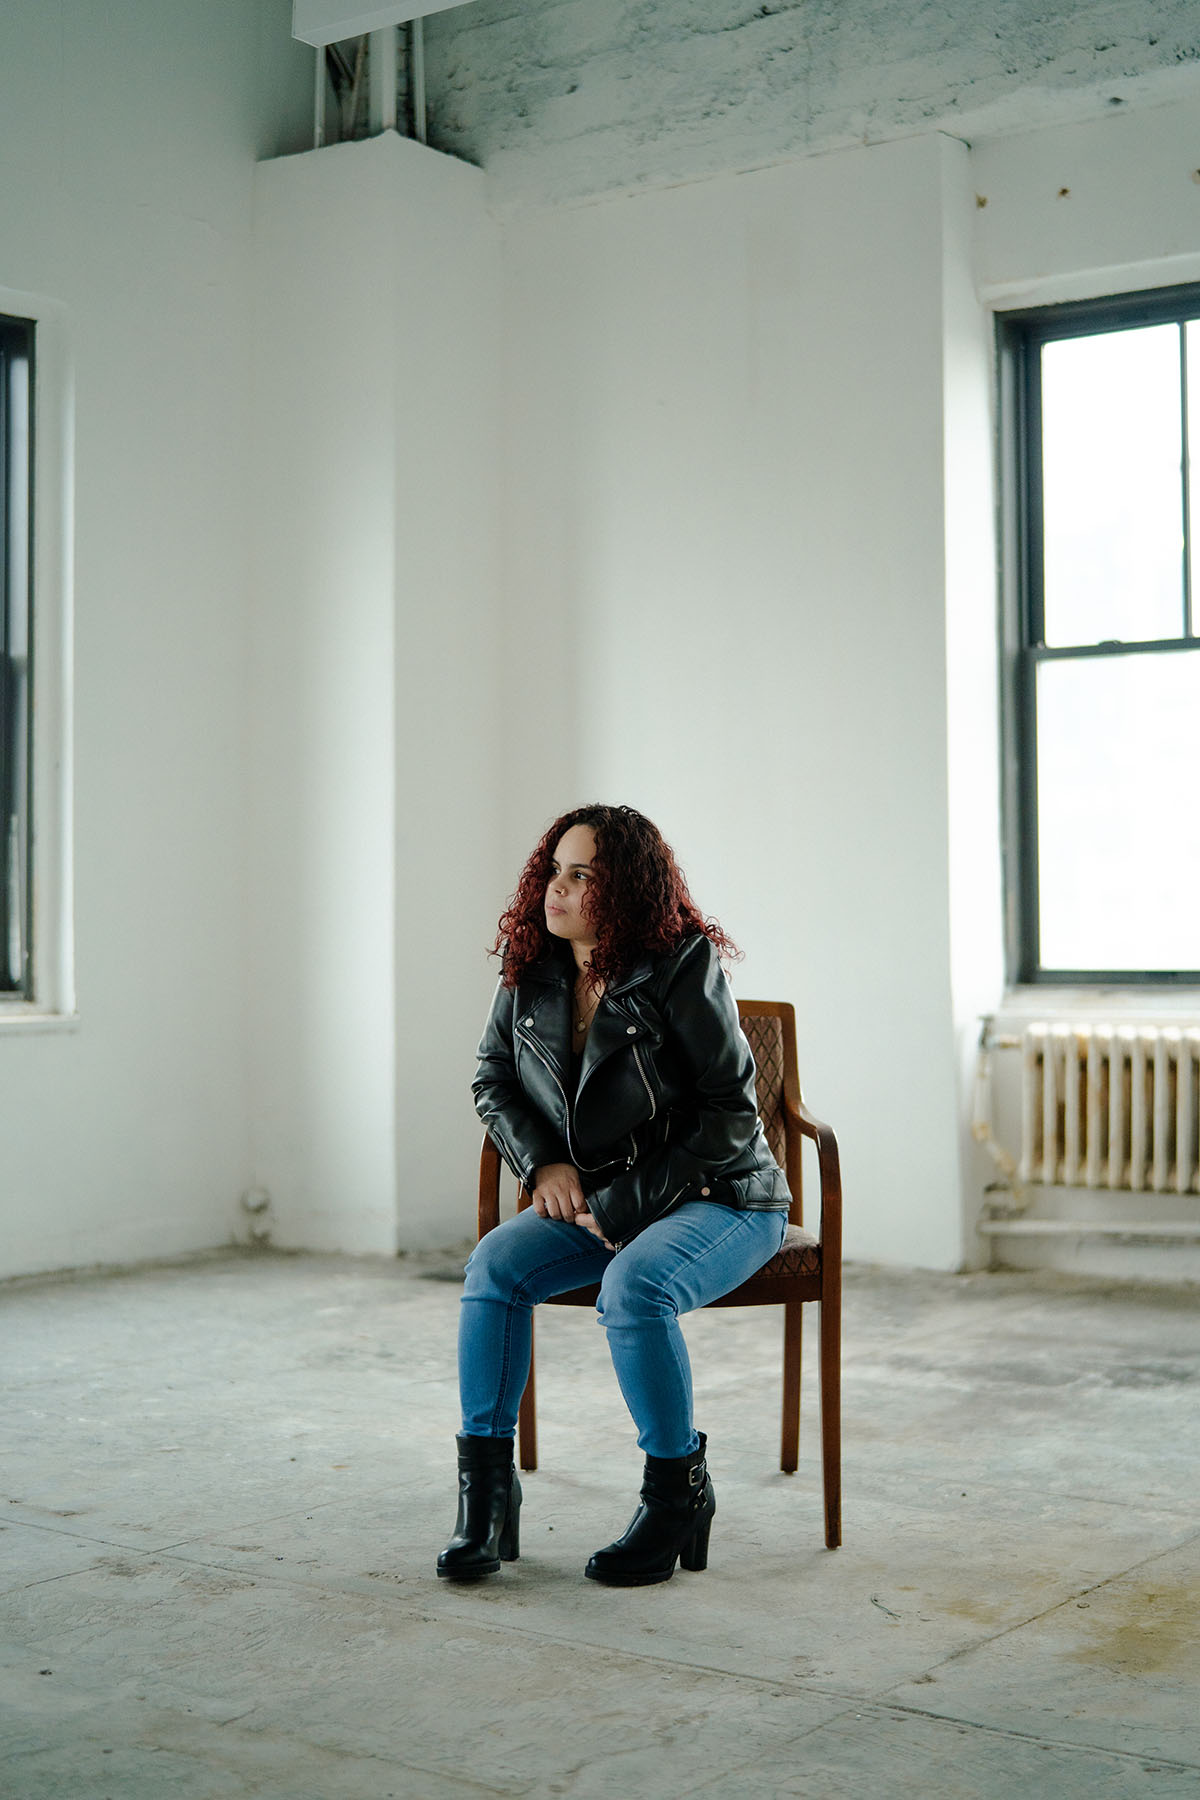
[585,1433,715,1587]
[436,1434,521,1581]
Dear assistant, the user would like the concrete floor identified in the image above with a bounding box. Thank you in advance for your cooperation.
[1,1251,1198,1800]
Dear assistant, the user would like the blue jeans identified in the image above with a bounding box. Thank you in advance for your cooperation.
[458,1202,787,1460]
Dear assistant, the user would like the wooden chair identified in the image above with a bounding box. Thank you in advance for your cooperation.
[476,998,843,1548]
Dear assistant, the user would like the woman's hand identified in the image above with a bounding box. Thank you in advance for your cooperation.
[573,1210,616,1252]
[531,1162,586,1222]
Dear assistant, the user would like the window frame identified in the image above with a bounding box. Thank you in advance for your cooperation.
[0,287,74,1032]
[999,281,1200,987]
[0,313,35,999]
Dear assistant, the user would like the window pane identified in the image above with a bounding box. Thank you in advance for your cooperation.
[1,329,33,993]
[1036,650,1200,970]
[1041,325,1183,648]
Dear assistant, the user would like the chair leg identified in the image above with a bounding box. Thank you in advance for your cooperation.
[517,1316,538,1472]
[780,1301,802,1474]
[819,1290,841,1549]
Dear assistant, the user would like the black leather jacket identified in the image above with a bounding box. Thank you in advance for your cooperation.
[472,933,791,1246]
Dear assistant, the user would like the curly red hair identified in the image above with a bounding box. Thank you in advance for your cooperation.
[494,804,739,988]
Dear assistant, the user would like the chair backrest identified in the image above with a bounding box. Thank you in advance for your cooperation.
[737,998,802,1222]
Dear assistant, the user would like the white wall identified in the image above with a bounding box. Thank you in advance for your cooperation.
[941,142,1007,1264]
[387,150,509,1250]
[0,0,312,1278]
[974,95,1200,304]
[501,134,987,1269]
[235,73,1200,1278]
[249,134,505,1254]
[0,6,505,1276]
[965,94,1200,1280]
[6,2,1198,1282]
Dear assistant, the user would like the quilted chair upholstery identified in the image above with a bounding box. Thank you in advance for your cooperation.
[476,998,842,1549]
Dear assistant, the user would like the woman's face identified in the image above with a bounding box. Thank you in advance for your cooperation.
[544,823,598,950]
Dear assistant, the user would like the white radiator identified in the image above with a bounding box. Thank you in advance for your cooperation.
[1020,1023,1200,1194]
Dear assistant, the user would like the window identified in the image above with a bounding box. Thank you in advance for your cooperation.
[1000,285,1200,984]
[1,314,34,998]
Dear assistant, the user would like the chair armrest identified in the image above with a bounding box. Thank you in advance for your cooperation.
[478,1132,535,1239]
[784,1096,843,1261]
[786,1094,836,1150]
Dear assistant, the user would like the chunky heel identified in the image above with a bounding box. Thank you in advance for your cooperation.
[586,1433,715,1586]
[679,1505,713,1573]
[437,1437,521,1581]
[498,1491,521,1561]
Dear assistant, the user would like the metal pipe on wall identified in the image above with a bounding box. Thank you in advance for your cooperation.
[411,16,427,144]
[313,44,327,148]
[369,24,399,133]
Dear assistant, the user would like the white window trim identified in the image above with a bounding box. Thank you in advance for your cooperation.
[995,985,1200,1029]
[0,287,75,1032]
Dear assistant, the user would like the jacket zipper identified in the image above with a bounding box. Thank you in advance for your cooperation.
[516,1028,613,1174]
[630,1041,657,1120]
[653,1181,691,1224]
[516,1015,665,1238]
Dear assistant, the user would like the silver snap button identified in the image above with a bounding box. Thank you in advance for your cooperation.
[700,1186,711,1196]
[626,1025,637,1035]
[524,1018,534,1027]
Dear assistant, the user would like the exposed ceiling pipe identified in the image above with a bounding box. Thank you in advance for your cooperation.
[411,17,427,145]
[368,24,399,133]
[313,45,327,148]
[311,21,427,149]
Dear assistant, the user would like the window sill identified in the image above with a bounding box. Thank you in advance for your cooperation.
[0,1006,80,1035]
[996,985,1200,1025]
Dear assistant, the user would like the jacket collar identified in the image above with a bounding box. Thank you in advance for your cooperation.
[517,950,656,1087]
[521,948,654,996]
[605,959,654,997]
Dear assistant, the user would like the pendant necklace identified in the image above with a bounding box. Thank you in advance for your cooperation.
[574,975,602,1034]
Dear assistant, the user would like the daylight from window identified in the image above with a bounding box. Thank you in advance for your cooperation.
[1034,320,1200,974]
[1041,326,1183,647]
[1036,652,1200,969]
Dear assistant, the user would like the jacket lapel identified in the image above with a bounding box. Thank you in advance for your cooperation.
[578,959,655,1088]
[518,960,573,1086]
[521,953,657,1094]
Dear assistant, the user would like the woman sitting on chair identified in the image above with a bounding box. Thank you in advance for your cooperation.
[438,803,791,1587]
